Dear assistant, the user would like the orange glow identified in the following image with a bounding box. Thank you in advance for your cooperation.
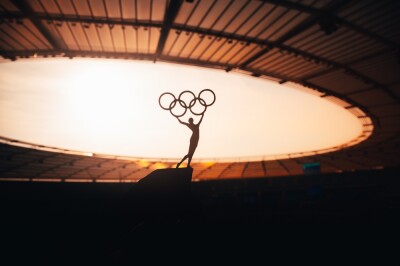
[201,162,215,168]
[152,162,167,169]
[137,160,150,168]
[0,58,372,162]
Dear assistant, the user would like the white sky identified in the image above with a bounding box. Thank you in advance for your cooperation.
[0,58,363,161]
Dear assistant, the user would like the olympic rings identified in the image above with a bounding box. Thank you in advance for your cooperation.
[159,92,175,110]
[169,98,187,118]
[159,89,216,118]
[199,89,216,106]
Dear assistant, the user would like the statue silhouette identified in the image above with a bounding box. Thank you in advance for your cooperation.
[159,89,215,168]
[176,115,204,168]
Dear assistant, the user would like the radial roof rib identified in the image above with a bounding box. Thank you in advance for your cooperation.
[11,0,64,52]
[154,0,183,62]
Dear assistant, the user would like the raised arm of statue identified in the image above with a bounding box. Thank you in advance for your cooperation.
[177,116,189,126]
[196,114,204,126]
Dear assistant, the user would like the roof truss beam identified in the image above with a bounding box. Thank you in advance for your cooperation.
[0,49,156,60]
[0,12,162,29]
[3,0,397,51]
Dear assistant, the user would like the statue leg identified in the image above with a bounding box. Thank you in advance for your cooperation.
[187,154,193,168]
[176,154,188,168]
[187,144,197,168]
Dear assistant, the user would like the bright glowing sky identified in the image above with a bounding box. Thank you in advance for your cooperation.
[0,58,363,161]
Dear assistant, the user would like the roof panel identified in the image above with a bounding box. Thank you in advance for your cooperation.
[163,30,179,56]
[283,24,321,47]
[98,25,116,52]
[332,43,386,64]
[383,121,400,135]
[197,38,226,61]
[349,89,397,106]
[211,0,248,32]
[208,39,236,62]
[217,41,246,64]
[72,0,92,17]
[111,25,125,52]
[120,0,136,20]
[234,2,274,36]
[28,0,46,13]
[219,163,246,179]
[38,0,60,14]
[88,0,106,17]
[247,6,287,38]
[268,55,308,73]
[0,23,36,50]
[242,162,266,178]
[177,32,202,58]
[67,23,91,50]
[55,21,79,50]
[0,0,20,12]
[149,27,160,53]
[369,104,400,117]
[337,0,373,19]
[316,40,385,64]
[14,19,51,49]
[152,0,167,21]
[136,27,150,53]
[284,63,327,79]
[309,70,369,94]
[136,0,151,21]
[196,0,231,29]
[104,0,122,18]
[187,0,217,27]
[165,31,192,57]
[351,53,400,85]
[124,27,138,53]
[226,42,261,65]
[223,0,263,34]
[0,39,15,50]
[268,11,310,41]
[248,48,280,69]
[56,0,76,15]
[392,84,400,98]
[80,23,102,51]
[174,0,199,25]
[186,35,214,60]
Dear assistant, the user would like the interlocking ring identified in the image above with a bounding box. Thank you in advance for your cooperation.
[159,89,216,118]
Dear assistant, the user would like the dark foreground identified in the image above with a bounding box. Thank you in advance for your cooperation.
[0,167,399,265]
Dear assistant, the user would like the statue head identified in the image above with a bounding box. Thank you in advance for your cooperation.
[189,117,194,124]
